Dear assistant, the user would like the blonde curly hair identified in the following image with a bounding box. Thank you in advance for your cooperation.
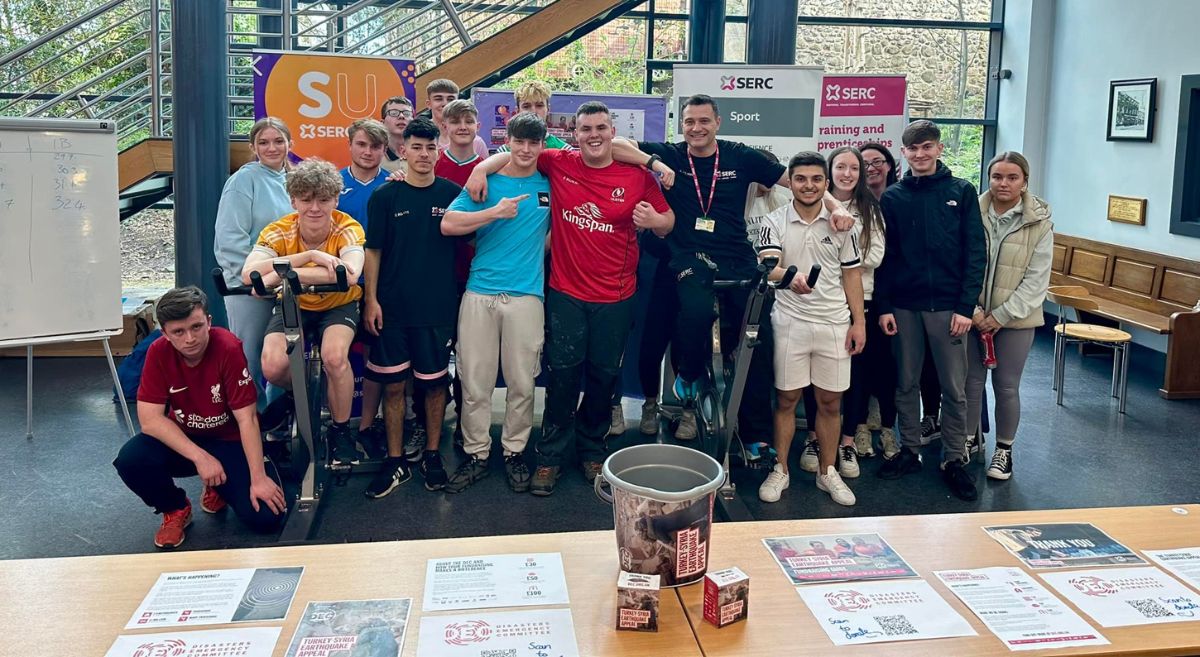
[285,158,342,200]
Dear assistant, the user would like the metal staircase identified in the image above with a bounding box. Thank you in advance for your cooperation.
[0,0,637,219]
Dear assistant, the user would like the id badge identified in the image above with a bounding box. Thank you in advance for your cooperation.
[695,216,716,232]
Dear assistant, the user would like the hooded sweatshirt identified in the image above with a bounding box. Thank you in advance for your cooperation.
[213,162,290,288]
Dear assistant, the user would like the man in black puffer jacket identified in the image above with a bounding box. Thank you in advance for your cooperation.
[874,120,986,502]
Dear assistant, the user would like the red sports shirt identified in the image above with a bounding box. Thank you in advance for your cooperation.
[137,327,257,441]
[538,149,669,303]
[435,150,479,285]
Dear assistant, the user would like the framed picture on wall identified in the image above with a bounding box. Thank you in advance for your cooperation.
[1107,78,1157,141]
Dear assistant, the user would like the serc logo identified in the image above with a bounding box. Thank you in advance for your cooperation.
[720,75,774,90]
[826,84,877,101]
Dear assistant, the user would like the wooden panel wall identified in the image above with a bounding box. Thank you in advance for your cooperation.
[1051,233,1200,315]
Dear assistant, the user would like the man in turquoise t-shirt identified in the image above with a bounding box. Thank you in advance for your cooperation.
[439,112,551,494]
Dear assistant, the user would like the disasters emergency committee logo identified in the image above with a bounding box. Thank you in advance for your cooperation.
[825,589,873,612]
[1070,576,1119,597]
[444,620,492,646]
[131,639,187,657]
[255,52,416,166]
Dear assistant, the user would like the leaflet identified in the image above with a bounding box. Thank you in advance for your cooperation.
[125,566,304,629]
[1144,548,1200,592]
[935,567,1108,651]
[104,627,280,657]
[796,579,977,646]
[423,553,569,611]
[763,533,917,585]
[285,599,413,657]
[1040,566,1200,627]
[983,523,1145,569]
[416,608,579,657]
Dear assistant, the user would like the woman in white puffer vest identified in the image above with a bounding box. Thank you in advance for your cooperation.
[966,151,1053,482]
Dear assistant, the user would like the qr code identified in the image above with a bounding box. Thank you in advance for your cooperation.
[480,651,518,657]
[1126,598,1174,618]
[873,614,918,636]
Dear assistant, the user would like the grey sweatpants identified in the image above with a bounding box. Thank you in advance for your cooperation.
[457,291,544,459]
[893,308,969,465]
[966,327,1036,445]
[223,294,275,397]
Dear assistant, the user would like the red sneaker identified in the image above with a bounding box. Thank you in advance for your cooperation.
[154,502,193,549]
[200,485,227,514]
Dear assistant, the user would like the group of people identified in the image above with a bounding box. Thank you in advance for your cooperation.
[112,75,1053,550]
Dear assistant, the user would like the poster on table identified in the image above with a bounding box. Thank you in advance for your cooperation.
[796,579,976,646]
[936,567,1109,651]
[672,64,823,159]
[982,523,1146,569]
[104,627,280,657]
[1144,548,1200,592]
[285,599,413,657]
[1039,566,1200,627]
[416,608,580,657]
[817,74,907,163]
[423,553,570,612]
[763,534,917,585]
[253,50,417,167]
[470,87,668,150]
[125,566,304,629]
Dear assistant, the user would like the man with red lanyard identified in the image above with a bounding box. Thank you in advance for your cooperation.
[466,102,674,495]
[113,286,286,549]
[612,94,854,444]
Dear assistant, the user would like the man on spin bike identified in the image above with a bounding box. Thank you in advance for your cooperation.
[244,159,366,468]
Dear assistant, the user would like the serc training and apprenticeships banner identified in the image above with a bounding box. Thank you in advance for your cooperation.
[253,50,417,167]
[671,64,824,159]
[471,88,667,150]
[818,74,907,163]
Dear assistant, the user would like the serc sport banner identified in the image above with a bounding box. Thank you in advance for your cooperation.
[671,64,824,159]
[252,50,417,167]
[818,74,907,164]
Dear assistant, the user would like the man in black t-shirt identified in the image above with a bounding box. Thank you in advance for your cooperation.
[613,95,854,445]
[362,118,463,498]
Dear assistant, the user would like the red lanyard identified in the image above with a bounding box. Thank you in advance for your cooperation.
[687,142,719,218]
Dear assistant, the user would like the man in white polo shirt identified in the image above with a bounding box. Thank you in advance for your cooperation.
[755,151,866,506]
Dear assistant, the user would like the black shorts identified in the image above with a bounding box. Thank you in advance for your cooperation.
[366,323,454,386]
[266,300,359,336]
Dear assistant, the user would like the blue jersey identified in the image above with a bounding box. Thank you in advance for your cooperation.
[447,172,551,299]
[338,167,390,232]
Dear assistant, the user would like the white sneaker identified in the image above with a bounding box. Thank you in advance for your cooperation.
[880,428,900,458]
[817,466,856,506]
[838,444,860,478]
[853,424,875,457]
[866,397,882,430]
[798,439,820,473]
[758,463,790,502]
[608,404,626,436]
[675,409,697,440]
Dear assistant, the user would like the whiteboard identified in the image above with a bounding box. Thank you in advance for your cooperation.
[0,118,122,344]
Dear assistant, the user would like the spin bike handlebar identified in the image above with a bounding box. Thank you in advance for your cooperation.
[210,263,350,298]
[212,267,270,296]
[712,259,799,291]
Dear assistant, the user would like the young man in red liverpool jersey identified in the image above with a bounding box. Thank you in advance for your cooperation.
[113,287,287,549]
[466,101,674,495]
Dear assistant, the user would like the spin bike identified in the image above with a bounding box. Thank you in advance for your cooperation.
[213,259,355,543]
[660,257,799,521]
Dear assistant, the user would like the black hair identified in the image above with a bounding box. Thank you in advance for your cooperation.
[902,119,941,147]
[575,100,610,119]
[403,117,440,142]
[859,141,898,188]
[156,286,208,326]
[787,151,828,178]
[682,94,719,116]
[507,111,548,142]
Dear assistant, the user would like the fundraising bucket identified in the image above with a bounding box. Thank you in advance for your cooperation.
[594,444,725,587]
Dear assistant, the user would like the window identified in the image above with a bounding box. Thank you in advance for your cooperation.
[1170,75,1200,238]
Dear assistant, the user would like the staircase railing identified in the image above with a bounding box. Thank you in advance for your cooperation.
[0,0,551,147]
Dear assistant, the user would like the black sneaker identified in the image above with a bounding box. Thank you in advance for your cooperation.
[504,453,531,493]
[444,455,490,494]
[420,450,449,491]
[328,423,360,466]
[357,419,387,460]
[987,445,1013,480]
[920,415,941,444]
[403,423,427,463]
[365,456,411,498]
[965,429,982,462]
[877,449,922,480]
[942,460,978,501]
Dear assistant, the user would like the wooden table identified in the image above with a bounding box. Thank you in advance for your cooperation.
[0,529,700,657]
[678,504,1200,656]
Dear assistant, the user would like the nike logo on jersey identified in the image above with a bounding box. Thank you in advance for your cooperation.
[169,386,188,393]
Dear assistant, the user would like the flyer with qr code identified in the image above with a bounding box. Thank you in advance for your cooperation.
[796,579,977,646]
[416,608,579,657]
[936,567,1109,651]
[763,534,917,585]
[423,553,569,612]
[104,627,280,657]
[1039,566,1200,627]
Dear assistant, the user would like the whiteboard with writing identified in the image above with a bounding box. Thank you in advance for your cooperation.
[0,118,121,344]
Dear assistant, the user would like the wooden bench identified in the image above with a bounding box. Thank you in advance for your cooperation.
[1050,234,1200,399]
